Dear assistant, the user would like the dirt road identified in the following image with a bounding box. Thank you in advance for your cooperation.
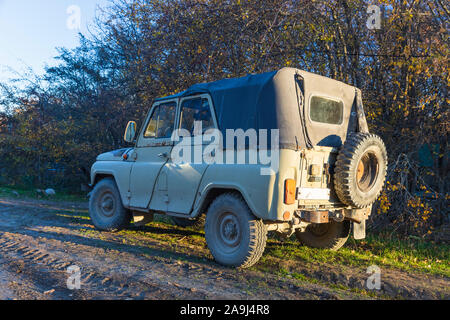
[0,197,448,300]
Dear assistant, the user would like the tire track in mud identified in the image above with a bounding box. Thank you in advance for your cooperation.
[0,199,200,299]
[0,231,208,299]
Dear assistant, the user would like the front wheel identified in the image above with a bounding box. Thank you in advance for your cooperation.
[205,193,267,268]
[295,220,350,250]
[89,178,131,232]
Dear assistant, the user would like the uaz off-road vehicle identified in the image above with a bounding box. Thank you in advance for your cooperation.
[89,68,387,268]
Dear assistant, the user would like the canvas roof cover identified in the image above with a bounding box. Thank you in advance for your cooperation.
[156,67,362,150]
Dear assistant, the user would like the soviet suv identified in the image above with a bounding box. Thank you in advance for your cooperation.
[89,67,387,268]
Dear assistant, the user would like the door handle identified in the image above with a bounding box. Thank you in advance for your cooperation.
[158,152,170,159]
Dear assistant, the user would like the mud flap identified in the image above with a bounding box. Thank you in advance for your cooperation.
[353,220,366,240]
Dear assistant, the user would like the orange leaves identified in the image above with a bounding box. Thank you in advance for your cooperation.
[377,189,391,214]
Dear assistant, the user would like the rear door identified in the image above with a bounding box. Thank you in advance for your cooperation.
[164,94,217,214]
[128,100,177,209]
[298,146,338,205]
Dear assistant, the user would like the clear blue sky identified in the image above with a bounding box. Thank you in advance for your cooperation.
[0,0,110,84]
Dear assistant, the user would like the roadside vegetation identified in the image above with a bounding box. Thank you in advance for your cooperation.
[0,185,86,203]
[263,234,449,277]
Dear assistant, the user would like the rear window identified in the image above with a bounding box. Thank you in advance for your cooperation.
[310,96,343,125]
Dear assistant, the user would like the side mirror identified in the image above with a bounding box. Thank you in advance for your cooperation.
[124,121,137,143]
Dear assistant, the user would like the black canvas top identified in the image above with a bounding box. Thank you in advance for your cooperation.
[155,68,362,150]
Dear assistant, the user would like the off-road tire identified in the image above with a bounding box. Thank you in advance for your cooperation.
[171,215,205,229]
[205,193,267,268]
[89,178,131,232]
[334,133,387,208]
[295,220,350,250]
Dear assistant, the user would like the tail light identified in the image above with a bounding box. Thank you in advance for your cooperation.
[284,179,296,205]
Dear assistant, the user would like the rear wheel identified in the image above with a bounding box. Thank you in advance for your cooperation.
[295,220,350,250]
[205,193,267,268]
[89,178,131,232]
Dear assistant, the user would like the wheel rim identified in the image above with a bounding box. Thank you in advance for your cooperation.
[215,212,241,253]
[97,191,115,218]
[356,151,379,192]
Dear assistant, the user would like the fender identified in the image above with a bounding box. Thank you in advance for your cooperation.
[90,161,133,207]
[190,182,261,218]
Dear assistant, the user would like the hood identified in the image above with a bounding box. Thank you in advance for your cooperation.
[96,148,132,161]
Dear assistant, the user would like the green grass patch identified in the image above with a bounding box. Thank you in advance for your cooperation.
[262,233,449,277]
[0,184,86,202]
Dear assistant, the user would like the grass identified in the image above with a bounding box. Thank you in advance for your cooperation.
[259,233,450,277]
[0,184,87,202]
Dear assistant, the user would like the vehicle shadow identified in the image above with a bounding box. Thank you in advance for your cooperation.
[50,211,204,238]
[129,224,204,237]
[5,206,204,238]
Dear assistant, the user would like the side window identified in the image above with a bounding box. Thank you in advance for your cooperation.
[310,96,344,125]
[144,102,176,138]
[179,97,214,135]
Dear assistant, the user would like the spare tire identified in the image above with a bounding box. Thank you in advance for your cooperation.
[334,133,387,208]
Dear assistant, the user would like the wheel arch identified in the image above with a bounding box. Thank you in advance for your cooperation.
[90,167,130,207]
[92,172,116,186]
[192,184,260,219]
